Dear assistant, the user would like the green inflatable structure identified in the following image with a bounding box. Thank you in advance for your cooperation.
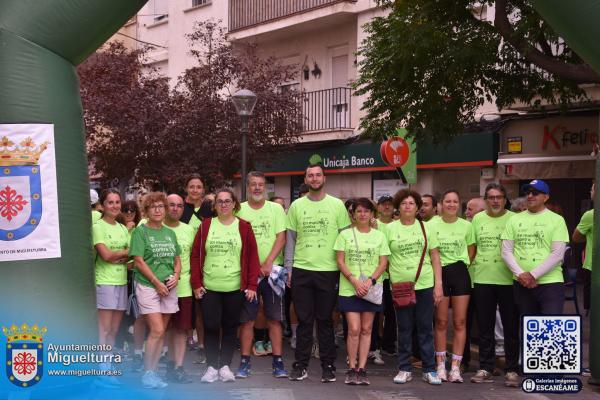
[0,0,145,356]
[531,0,600,382]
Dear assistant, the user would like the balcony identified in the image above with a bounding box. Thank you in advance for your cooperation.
[229,0,357,32]
[302,87,353,133]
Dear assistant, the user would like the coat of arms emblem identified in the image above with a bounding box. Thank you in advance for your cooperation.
[3,324,46,387]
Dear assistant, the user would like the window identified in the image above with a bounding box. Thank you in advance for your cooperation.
[192,0,211,6]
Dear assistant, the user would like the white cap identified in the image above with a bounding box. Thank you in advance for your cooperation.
[90,189,99,205]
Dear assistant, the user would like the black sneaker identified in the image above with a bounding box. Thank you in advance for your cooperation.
[169,367,192,384]
[357,369,370,386]
[289,364,308,381]
[321,365,336,383]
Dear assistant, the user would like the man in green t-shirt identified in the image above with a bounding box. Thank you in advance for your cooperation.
[470,183,519,387]
[236,171,288,379]
[285,164,351,382]
[501,179,569,315]
[163,194,196,384]
[573,182,594,312]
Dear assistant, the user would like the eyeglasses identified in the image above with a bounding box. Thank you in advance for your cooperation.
[485,195,505,201]
[123,209,136,214]
[150,204,165,210]
[216,199,233,206]
[168,203,184,209]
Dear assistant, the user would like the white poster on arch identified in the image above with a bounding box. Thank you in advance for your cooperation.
[0,124,61,261]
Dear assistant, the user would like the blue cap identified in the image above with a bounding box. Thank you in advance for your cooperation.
[522,179,550,195]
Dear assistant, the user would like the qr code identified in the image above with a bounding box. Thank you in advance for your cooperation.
[523,315,581,374]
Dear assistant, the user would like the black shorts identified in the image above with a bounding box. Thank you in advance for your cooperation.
[239,279,285,323]
[441,261,471,297]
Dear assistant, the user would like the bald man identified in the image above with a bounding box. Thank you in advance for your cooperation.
[465,198,486,222]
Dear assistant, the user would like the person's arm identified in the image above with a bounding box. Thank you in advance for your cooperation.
[94,243,128,264]
[133,256,169,296]
[572,229,586,243]
[467,244,476,264]
[501,240,537,288]
[284,230,297,286]
[429,248,443,306]
[166,256,181,290]
[261,231,286,276]
[530,241,567,279]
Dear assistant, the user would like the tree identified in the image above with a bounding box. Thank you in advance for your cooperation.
[79,41,172,188]
[79,22,301,192]
[354,0,594,144]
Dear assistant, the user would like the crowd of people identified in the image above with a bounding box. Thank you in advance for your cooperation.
[89,164,594,389]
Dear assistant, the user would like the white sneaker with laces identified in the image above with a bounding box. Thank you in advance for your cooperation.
[201,366,219,383]
[153,372,168,388]
[368,350,385,365]
[436,363,448,381]
[393,370,412,384]
[219,365,236,382]
[142,370,166,389]
[448,368,464,383]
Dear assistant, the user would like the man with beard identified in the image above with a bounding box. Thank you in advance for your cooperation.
[470,184,519,387]
[285,164,351,382]
[164,194,196,383]
[235,171,289,379]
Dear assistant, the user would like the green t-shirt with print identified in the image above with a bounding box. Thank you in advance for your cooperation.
[377,220,393,279]
[576,209,594,271]
[501,209,569,284]
[286,195,352,271]
[129,224,181,288]
[92,210,102,224]
[237,201,286,265]
[471,211,514,285]
[429,217,475,266]
[167,222,196,297]
[203,218,242,292]
[93,219,129,285]
[334,227,391,297]
[385,220,439,290]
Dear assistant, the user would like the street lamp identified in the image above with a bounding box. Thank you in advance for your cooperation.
[232,89,258,201]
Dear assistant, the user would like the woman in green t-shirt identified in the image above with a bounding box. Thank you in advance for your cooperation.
[92,189,129,362]
[431,190,475,383]
[334,198,389,385]
[129,192,182,389]
[386,189,443,386]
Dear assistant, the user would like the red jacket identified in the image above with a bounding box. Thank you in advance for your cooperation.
[190,217,260,292]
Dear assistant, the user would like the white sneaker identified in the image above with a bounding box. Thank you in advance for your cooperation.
[142,370,166,389]
[393,370,412,384]
[368,350,385,365]
[219,365,236,382]
[201,366,219,383]
[436,363,448,382]
[448,368,464,383]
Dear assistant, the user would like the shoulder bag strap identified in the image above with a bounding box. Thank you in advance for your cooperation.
[414,219,428,282]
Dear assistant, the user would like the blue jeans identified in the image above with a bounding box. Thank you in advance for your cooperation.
[395,287,435,373]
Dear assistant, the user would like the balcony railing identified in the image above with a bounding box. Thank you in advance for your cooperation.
[229,0,356,32]
[302,87,352,132]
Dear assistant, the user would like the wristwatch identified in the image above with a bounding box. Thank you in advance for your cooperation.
[369,276,377,285]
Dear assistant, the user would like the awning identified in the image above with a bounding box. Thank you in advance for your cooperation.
[257,131,497,176]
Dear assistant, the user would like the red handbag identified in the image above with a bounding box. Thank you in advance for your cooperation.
[391,219,427,308]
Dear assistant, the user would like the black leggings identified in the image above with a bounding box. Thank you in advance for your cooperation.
[201,289,245,368]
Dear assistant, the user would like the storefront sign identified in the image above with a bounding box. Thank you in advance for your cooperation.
[507,136,522,154]
[380,128,417,184]
[0,124,61,261]
[542,125,598,151]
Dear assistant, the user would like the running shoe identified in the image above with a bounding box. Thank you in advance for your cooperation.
[368,350,385,365]
[357,369,370,386]
[393,370,412,384]
[448,368,463,383]
[235,360,251,378]
[168,367,192,384]
[321,364,336,383]
[264,341,273,355]
[436,363,448,382]
[422,371,442,385]
[471,369,494,383]
[200,366,219,383]
[505,372,520,388]
[272,360,289,378]
[253,341,267,356]
[219,365,236,382]
[344,369,357,385]
[194,347,207,364]
[289,364,308,381]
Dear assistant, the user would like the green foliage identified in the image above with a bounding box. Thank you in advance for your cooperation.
[354,0,590,145]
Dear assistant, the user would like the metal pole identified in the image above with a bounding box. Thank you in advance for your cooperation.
[241,115,248,201]
[590,118,600,384]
